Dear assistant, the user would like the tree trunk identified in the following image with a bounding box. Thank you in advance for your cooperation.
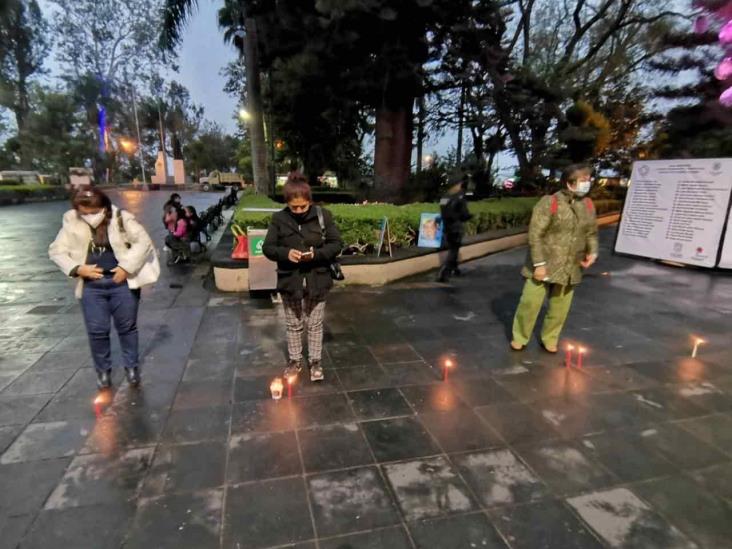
[457,85,465,165]
[416,97,425,174]
[373,101,414,203]
[243,17,269,195]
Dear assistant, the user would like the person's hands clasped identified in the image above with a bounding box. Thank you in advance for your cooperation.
[111,266,128,284]
[533,266,548,282]
[77,264,104,280]
[580,254,597,269]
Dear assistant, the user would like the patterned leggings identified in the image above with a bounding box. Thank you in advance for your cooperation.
[282,296,326,362]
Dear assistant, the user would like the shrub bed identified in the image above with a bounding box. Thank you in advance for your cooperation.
[233,194,622,253]
[0,184,69,205]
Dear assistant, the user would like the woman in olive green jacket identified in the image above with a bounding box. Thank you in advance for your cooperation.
[510,164,599,353]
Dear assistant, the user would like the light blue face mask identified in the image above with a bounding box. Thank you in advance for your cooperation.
[573,180,592,197]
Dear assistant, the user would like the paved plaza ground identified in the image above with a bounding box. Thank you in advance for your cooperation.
[1,191,732,548]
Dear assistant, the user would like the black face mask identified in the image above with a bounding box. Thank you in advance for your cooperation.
[289,208,309,222]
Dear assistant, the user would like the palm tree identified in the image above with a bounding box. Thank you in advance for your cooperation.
[160,0,269,193]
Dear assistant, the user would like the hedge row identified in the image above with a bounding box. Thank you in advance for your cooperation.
[233,194,622,252]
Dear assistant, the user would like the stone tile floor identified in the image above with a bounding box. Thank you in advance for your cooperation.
[1,192,731,548]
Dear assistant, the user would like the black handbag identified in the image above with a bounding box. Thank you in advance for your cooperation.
[315,206,345,281]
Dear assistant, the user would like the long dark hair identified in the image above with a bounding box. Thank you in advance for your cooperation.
[72,185,113,242]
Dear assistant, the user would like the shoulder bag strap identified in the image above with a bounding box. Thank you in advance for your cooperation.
[316,206,326,240]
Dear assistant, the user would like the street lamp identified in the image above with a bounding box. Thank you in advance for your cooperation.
[119,138,137,154]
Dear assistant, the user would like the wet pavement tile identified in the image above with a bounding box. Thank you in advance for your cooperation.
[475,401,561,445]
[325,342,378,368]
[689,462,732,501]
[1,368,76,396]
[0,354,46,376]
[226,431,301,483]
[0,394,51,426]
[307,466,401,537]
[418,408,503,453]
[335,364,392,391]
[382,361,440,386]
[230,399,294,434]
[670,380,732,413]
[223,478,313,548]
[399,384,468,413]
[580,391,662,432]
[675,413,732,454]
[632,477,732,548]
[318,526,411,549]
[125,489,224,549]
[347,388,413,420]
[45,448,154,509]
[291,394,355,428]
[0,458,71,517]
[630,386,711,420]
[579,430,678,482]
[451,377,517,407]
[172,377,232,410]
[20,503,134,549]
[0,424,21,455]
[632,423,729,471]
[361,417,441,462]
[581,364,660,391]
[628,358,725,384]
[531,397,604,440]
[0,514,35,549]
[407,512,508,549]
[1,419,94,463]
[513,440,617,495]
[493,367,608,403]
[566,487,696,548]
[489,499,603,549]
[368,342,421,364]
[452,448,548,507]
[33,369,100,422]
[161,404,231,443]
[143,441,226,496]
[298,423,373,473]
[383,456,476,521]
[82,407,166,455]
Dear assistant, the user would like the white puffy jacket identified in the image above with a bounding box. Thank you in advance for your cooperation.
[49,206,160,298]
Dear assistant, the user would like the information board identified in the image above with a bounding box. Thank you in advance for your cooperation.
[615,159,732,268]
[417,213,444,248]
[718,208,732,269]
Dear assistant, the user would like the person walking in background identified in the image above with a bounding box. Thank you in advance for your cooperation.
[49,186,159,389]
[437,172,472,282]
[510,164,599,353]
[263,173,343,382]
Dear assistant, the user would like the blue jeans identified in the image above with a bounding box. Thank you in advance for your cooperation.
[80,278,140,373]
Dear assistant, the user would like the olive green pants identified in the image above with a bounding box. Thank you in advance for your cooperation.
[512,278,575,348]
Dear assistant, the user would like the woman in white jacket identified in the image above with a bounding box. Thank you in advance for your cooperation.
[49,186,159,389]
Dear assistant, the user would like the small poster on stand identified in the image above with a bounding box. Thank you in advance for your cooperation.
[417,213,443,248]
[377,217,393,257]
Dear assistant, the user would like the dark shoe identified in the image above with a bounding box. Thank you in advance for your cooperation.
[309,361,324,382]
[452,268,462,277]
[437,267,450,283]
[125,367,141,387]
[283,359,303,380]
[96,369,112,389]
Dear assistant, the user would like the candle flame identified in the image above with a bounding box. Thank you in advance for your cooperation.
[94,395,104,405]
[566,344,574,351]
[286,374,297,385]
[578,347,587,354]
[444,359,454,368]
[695,338,706,345]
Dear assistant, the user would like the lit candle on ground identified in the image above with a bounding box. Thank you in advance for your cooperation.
[443,359,454,382]
[565,344,574,369]
[270,377,284,400]
[93,394,105,418]
[287,375,296,399]
[577,347,586,369]
[691,338,706,358]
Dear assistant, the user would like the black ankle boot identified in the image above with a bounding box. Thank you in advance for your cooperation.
[96,370,112,389]
[125,367,141,387]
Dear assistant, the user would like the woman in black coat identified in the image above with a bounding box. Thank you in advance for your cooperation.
[262,173,343,382]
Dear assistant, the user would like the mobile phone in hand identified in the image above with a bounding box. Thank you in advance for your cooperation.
[301,250,314,260]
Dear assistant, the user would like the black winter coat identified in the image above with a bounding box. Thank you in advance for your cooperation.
[439,191,472,235]
[262,206,343,300]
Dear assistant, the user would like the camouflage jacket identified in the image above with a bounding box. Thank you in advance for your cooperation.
[521,190,599,286]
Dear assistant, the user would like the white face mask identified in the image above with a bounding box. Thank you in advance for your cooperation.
[572,180,592,197]
[81,211,106,228]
